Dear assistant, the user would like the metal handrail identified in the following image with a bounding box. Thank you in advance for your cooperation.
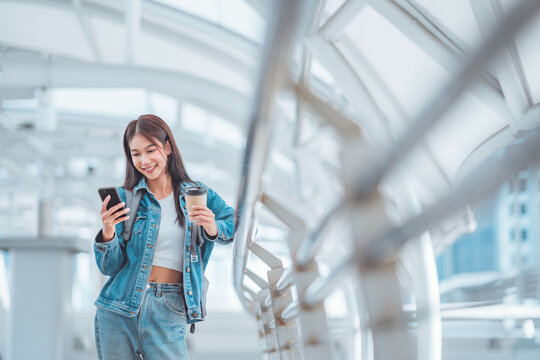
[302,128,540,307]
[295,203,344,269]
[274,267,294,297]
[232,0,310,304]
[230,1,540,359]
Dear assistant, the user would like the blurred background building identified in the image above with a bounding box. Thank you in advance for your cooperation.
[1,0,540,359]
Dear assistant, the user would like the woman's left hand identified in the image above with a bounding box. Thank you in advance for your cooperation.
[188,204,217,237]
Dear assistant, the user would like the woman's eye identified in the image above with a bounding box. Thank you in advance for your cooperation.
[148,150,155,153]
[133,154,140,157]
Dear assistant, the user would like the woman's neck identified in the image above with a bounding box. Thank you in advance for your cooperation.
[147,173,174,200]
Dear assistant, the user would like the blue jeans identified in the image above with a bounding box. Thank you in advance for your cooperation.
[94,282,188,360]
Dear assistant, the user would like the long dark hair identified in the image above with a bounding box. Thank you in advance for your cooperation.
[123,114,195,226]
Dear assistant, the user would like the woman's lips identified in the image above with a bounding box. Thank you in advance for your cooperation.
[142,165,156,173]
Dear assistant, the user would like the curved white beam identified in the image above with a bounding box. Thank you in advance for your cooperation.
[470,0,532,121]
[0,56,251,123]
[455,103,540,182]
[2,0,261,69]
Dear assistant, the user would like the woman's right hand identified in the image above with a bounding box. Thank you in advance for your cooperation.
[100,195,130,242]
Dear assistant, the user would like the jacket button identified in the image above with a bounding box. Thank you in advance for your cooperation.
[188,290,192,296]
[186,267,190,272]
[193,312,198,317]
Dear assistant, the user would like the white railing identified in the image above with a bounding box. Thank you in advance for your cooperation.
[232,1,540,359]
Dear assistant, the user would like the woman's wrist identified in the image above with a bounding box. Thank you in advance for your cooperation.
[203,228,218,239]
[101,229,115,242]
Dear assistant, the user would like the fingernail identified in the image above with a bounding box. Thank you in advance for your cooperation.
[126,208,131,211]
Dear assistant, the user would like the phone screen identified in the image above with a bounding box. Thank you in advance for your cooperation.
[98,187,126,213]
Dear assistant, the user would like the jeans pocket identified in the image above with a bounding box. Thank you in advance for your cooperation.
[163,292,186,315]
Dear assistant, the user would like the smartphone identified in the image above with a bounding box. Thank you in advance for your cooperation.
[98,187,126,214]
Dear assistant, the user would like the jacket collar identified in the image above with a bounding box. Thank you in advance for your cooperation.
[133,176,194,195]
[133,176,149,193]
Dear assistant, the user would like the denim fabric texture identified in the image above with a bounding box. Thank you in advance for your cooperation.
[95,283,188,360]
[93,178,235,324]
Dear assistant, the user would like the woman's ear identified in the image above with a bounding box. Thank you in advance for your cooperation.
[165,140,172,155]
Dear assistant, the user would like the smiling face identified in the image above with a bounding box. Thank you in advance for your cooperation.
[129,133,171,181]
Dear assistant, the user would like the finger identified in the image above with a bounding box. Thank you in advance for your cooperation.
[190,214,212,223]
[105,202,126,217]
[189,216,205,224]
[189,209,213,216]
[101,195,110,213]
[113,215,130,225]
[112,209,130,220]
[191,205,208,210]
[110,208,130,220]
[102,206,130,222]
[110,201,126,213]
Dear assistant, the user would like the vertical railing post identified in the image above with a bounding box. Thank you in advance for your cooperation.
[262,193,335,359]
[249,238,302,359]
[268,267,302,359]
[259,288,280,359]
[343,140,415,360]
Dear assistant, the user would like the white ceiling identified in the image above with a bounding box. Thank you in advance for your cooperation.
[1,0,540,241]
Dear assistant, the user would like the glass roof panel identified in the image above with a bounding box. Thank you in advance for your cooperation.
[220,0,265,43]
[136,31,253,94]
[423,94,507,179]
[149,92,179,126]
[0,2,93,60]
[320,0,346,24]
[208,114,244,150]
[310,58,336,87]
[341,6,451,120]
[156,0,220,23]
[51,88,178,126]
[413,0,483,49]
[52,88,148,117]
[339,5,508,180]
[180,102,244,150]
[154,0,264,43]
[180,102,209,134]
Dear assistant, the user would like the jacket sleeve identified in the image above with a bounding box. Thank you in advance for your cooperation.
[93,187,127,276]
[199,182,235,245]
[94,230,126,276]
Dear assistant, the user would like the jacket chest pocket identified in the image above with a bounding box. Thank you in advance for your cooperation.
[132,212,147,236]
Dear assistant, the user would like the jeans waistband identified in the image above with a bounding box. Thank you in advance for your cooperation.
[146,282,183,294]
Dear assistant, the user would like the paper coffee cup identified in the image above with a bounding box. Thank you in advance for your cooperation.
[185,186,207,214]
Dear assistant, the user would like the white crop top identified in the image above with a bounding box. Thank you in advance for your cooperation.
[153,192,186,272]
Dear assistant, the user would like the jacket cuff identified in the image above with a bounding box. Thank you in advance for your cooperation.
[202,228,218,242]
[94,229,118,250]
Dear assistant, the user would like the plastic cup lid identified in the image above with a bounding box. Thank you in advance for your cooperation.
[184,185,207,196]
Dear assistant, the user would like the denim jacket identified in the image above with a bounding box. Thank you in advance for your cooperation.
[93,177,235,324]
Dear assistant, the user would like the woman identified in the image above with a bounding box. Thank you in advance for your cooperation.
[93,114,235,359]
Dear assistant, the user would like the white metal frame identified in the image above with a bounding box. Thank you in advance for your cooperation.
[232,1,540,359]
